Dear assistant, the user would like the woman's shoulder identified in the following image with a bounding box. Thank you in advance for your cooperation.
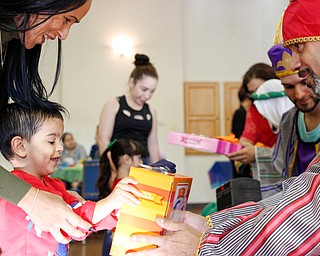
[103,96,121,111]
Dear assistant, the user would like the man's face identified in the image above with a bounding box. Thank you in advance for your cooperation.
[281,74,319,113]
[289,42,320,98]
[289,41,320,76]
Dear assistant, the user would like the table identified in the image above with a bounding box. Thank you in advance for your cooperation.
[51,165,83,183]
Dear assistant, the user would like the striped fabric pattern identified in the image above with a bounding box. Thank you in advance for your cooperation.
[198,156,320,255]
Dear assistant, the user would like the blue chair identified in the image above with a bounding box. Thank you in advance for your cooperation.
[82,159,100,201]
[208,161,234,188]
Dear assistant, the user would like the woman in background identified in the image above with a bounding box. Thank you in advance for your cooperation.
[98,53,160,164]
[228,63,280,177]
[239,63,280,148]
[60,132,87,167]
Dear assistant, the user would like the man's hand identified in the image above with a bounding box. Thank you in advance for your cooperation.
[127,211,207,256]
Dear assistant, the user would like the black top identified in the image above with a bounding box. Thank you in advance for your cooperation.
[231,106,246,139]
[111,95,152,157]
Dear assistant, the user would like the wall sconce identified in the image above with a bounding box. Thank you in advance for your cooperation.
[112,36,133,57]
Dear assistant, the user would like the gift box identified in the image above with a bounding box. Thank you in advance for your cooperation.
[167,131,243,155]
[110,166,193,256]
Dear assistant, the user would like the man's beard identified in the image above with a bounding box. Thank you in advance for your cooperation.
[297,68,320,112]
[311,75,320,99]
[297,94,320,113]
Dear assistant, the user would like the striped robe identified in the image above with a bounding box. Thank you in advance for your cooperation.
[198,155,320,255]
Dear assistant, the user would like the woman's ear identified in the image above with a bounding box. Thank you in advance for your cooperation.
[128,78,135,89]
[11,136,27,158]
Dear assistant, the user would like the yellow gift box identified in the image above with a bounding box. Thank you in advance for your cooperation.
[110,166,193,256]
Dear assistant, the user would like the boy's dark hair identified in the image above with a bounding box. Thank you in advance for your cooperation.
[0,101,66,160]
[97,138,144,199]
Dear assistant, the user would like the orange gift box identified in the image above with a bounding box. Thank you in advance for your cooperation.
[110,166,193,256]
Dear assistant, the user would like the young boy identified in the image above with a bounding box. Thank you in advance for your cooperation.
[0,102,142,256]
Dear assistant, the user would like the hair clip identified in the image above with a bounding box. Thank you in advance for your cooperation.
[106,139,117,150]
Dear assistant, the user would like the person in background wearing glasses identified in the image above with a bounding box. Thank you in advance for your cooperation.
[239,63,280,149]
[227,63,280,177]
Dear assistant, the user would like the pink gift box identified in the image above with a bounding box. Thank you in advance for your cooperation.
[167,131,243,155]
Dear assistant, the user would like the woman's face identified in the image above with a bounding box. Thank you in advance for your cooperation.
[247,78,265,97]
[15,0,92,49]
[63,134,76,150]
[129,75,158,106]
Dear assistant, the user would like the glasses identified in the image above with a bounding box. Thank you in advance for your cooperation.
[298,67,320,98]
[298,67,315,89]
[298,67,313,79]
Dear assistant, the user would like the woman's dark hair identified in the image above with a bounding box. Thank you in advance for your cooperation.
[0,0,87,110]
[0,1,87,19]
[61,132,73,144]
[242,63,278,94]
[129,53,158,84]
[97,138,143,199]
[238,86,248,103]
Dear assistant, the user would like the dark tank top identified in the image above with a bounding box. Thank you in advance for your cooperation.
[111,95,152,157]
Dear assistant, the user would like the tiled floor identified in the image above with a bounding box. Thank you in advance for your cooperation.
[69,203,207,256]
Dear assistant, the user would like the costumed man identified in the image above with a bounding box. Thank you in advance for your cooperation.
[252,43,320,198]
[126,2,320,255]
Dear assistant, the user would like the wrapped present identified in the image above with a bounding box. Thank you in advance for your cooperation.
[110,166,193,256]
[167,131,243,155]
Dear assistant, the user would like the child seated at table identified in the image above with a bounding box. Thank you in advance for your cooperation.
[0,102,143,256]
[97,138,143,255]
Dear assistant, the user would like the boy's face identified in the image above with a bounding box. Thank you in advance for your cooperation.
[23,117,64,179]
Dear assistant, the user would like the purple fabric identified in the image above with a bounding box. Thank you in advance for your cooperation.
[295,140,317,176]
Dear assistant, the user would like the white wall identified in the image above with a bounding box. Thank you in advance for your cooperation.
[0,0,288,203]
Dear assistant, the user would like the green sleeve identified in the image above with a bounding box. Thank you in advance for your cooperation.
[0,165,31,205]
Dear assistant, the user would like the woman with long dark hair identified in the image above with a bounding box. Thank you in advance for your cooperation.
[0,0,92,244]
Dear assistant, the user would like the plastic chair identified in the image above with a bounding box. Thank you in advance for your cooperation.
[208,161,234,188]
[82,159,100,201]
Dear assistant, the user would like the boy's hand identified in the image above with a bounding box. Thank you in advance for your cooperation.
[92,177,142,223]
[109,177,142,209]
